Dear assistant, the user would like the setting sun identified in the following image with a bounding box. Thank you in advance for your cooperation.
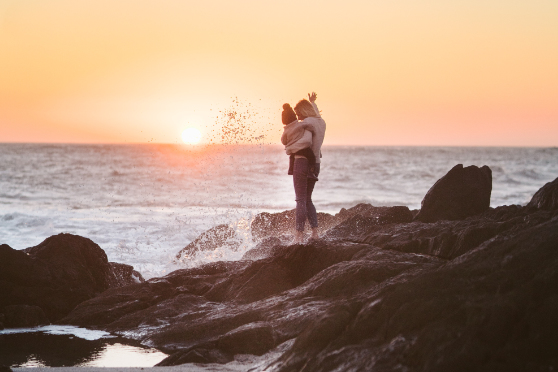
[181,128,202,144]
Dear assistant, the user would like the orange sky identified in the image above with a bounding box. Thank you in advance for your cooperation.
[1,0,557,146]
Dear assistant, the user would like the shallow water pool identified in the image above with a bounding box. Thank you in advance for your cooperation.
[0,325,168,367]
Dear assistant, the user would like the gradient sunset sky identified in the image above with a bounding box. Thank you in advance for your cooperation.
[1,0,557,146]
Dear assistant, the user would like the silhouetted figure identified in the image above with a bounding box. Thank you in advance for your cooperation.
[281,103,318,180]
[281,92,326,243]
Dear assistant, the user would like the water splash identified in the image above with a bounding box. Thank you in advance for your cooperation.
[210,97,279,145]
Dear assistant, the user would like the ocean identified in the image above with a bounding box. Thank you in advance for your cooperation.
[1,144,557,279]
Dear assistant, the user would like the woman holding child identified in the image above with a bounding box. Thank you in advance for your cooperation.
[281,92,326,243]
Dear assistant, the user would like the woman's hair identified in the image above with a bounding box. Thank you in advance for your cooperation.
[282,103,297,124]
[294,99,317,118]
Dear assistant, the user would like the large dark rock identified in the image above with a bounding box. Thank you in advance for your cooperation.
[158,321,276,366]
[241,236,290,261]
[527,177,558,210]
[352,205,545,259]
[325,205,413,241]
[269,215,558,372]
[415,164,492,222]
[334,203,411,222]
[3,305,49,328]
[0,233,143,323]
[63,242,439,361]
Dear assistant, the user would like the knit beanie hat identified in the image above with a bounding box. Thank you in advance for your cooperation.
[282,103,297,124]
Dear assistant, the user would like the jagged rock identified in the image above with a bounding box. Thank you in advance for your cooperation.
[38,176,558,370]
[251,204,412,243]
[158,347,232,365]
[62,241,442,361]
[270,216,558,372]
[337,204,414,222]
[415,164,492,222]
[176,224,241,261]
[110,262,145,286]
[159,322,276,365]
[352,205,540,259]
[527,177,558,210]
[325,205,413,240]
[60,278,180,327]
[60,185,558,371]
[334,203,408,221]
[250,210,338,241]
[3,305,49,328]
[0,233,140,323]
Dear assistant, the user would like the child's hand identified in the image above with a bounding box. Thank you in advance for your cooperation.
[308,92,317,102]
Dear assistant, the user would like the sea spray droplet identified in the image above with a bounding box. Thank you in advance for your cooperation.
[210,97,276,145]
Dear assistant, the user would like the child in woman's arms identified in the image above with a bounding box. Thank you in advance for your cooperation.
[281,103,318,181]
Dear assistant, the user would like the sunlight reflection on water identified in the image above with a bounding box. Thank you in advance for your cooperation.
[0,326,167,368]
[77,343,167,367]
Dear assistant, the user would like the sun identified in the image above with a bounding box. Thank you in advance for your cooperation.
[181,128,202,144]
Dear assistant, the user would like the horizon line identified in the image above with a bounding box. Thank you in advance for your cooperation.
[1,141,556,149]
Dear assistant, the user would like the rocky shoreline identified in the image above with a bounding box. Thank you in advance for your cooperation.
[2,164,558,371]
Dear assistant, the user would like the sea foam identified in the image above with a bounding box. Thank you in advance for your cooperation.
[1,144,557,279]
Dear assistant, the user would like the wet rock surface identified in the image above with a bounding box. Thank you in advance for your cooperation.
[109,262,145,286]
[269,215,558,372]
[61,188,558,370]
[0,233,144,323]
[251,210,339,242]
[63,242,442,364]
[241,236,290,261]
[176,224,242,261]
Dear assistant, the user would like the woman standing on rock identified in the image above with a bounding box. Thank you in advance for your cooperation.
[281,92,326,243]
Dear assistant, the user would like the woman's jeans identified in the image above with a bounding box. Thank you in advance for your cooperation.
[293,158,320,232]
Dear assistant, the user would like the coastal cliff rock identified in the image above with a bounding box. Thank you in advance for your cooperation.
[527,177,558,210]
[0,233,144,323]
[63,242,442,365]
[60,175,558,371]
[415,164,492,222]
[6,168,553,370]
[268,215,558,372]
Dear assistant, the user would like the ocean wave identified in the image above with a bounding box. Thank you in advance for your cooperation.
[2,144,557,278]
